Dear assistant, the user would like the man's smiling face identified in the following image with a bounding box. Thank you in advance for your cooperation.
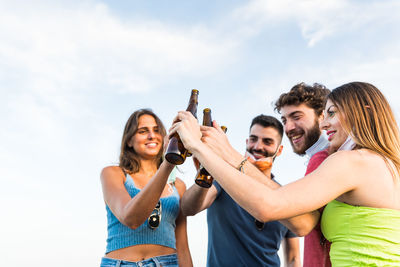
[280,103,322,155]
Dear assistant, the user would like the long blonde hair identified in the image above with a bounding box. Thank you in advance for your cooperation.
[328,82,400,178]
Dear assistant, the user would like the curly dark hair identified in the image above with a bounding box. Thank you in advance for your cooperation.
[274,82,330,116]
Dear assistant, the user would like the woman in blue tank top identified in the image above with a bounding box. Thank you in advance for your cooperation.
[100,109,193,267]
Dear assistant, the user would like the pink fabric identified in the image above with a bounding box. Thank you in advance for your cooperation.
[303,150,332,267]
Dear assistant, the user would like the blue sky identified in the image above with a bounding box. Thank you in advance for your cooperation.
[1,0,400,266]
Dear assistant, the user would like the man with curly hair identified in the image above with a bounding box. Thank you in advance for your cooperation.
[275,83,331,267]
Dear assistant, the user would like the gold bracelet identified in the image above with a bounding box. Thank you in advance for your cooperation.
[237,158,247,173]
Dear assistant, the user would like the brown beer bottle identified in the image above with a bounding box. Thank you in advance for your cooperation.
[165,89,199,165]
[195,113,228,188]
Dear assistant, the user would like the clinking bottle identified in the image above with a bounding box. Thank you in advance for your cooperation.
[195,109,227,188]
[165,89,199,165]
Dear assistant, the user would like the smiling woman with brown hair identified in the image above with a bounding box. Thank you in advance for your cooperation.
[170,82,400,266]
[100,109,192,267]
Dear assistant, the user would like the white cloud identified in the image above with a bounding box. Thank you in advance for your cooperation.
[233,0,400,46]
[250,45,400,118]
[0,1,237,99]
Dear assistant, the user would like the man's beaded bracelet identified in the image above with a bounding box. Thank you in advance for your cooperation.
[237,158,248,173]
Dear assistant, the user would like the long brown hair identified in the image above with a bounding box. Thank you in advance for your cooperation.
[328,82,400,178]
[119,109,166,174]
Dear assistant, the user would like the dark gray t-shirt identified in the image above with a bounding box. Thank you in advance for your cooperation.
[207,180,297,267]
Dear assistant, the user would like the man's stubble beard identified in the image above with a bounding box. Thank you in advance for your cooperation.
[292,120,321,156]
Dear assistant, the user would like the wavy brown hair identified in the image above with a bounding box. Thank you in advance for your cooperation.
[119,109,166,174]
[275,82,330,116]
[328,82,400,178]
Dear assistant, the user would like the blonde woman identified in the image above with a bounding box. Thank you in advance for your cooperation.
[170,82,400,266]
[100,109,192,267]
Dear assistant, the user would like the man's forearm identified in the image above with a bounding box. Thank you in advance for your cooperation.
[180,185,211,216]
[280,210,320,236]
[283,238,301,267]
[286,257,301,267]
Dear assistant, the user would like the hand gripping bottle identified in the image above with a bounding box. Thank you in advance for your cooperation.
[195,110,227,188]
[165,89,199,165]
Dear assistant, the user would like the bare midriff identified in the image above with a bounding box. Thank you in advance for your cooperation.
[104,244,176,262]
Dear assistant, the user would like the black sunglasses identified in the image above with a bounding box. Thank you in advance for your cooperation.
[148,201,162,229]
[254,219,265,231]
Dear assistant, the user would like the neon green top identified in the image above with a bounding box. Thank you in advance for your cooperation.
[321,199,400,266]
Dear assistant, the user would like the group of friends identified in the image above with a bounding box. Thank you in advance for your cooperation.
[99,82,400,267]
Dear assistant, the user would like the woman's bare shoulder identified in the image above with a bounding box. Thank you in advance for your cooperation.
[327,149,377,163]
[326,149,389,178]
[100,166,125,181]
[314,150,374,178]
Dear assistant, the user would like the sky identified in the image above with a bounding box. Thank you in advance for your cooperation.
[1,0,400,266]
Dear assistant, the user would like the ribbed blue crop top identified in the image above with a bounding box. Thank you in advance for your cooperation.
[105,174,180,253]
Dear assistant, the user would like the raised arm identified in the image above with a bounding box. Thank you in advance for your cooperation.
[200,122,276,186]
[199,120,321,236]
[100,161,174,229]
[180,157,218,216]
[169,111,358,223]
[180,184,218,216]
